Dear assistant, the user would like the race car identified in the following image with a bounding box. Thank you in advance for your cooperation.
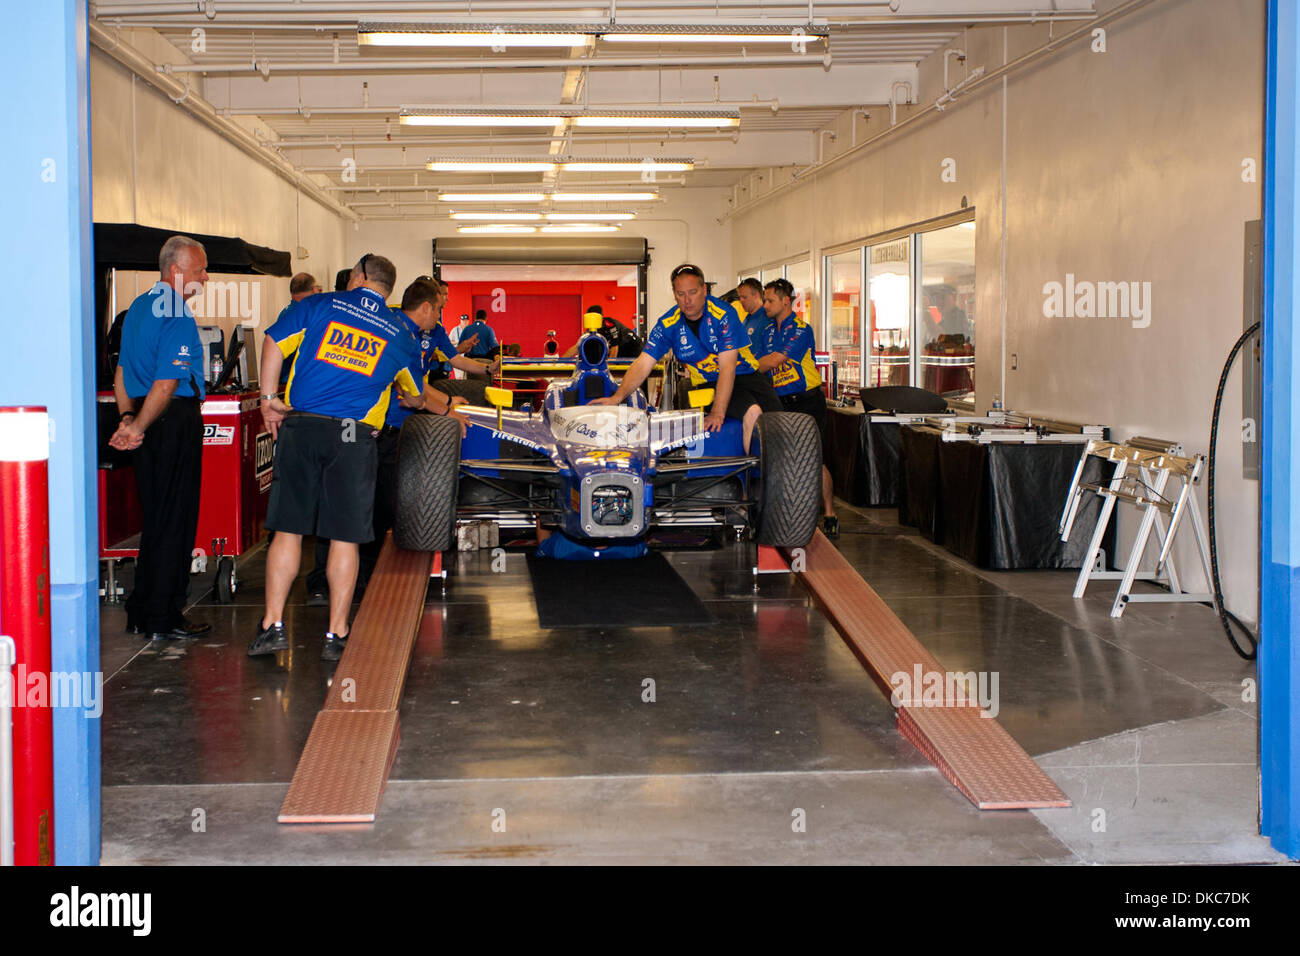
[392,323,823,554]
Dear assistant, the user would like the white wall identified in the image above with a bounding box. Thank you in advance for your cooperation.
[730,0,1264,623]
[90,46,349,337]
[345,187,733,323]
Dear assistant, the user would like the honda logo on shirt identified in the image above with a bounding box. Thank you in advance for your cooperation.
[362,297,379,313]
[179,346,190,356]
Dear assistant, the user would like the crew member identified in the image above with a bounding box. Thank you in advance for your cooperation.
[563,305,643,359]
[736,277,771,356]
[461,309,500,360]
[357,277,481,589]
[110,235,213,641]
[593,263,780,452]
[755,278,838,538]
[252,253,425,662]
[272,273,323,387]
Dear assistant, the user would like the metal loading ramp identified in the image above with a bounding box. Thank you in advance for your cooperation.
[278,536,432,824]
[790,531,1070,811]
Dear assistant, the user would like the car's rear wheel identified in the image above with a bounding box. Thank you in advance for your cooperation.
[753,411,822,547]
[394,413,461,552]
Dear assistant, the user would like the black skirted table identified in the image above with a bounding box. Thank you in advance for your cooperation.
[897,425,1115,570]
[824,405,906,507]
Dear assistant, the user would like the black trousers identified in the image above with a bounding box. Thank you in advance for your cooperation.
[126,396,203,632]
[306,424,402,592]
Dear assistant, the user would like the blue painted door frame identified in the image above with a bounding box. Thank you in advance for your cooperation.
[1262,0,1300,861]
[0,1,99,865]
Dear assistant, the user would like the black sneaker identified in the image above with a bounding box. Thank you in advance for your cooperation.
[321,631,348,662]
[248,621,289,657]
[305,589,329,607]
[822,516,840,540]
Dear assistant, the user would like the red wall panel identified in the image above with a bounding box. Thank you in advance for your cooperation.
[440,280,637,356]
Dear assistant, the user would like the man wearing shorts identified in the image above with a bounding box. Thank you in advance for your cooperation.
[252,253,425,661]
[756,278,839,539]
[592,263,779,452]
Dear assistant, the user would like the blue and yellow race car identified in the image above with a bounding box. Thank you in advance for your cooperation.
[393,326,823,555]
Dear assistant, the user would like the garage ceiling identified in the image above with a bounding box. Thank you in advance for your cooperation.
[91,1,1097,220]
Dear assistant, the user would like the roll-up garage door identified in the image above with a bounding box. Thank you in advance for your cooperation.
[432,236,649,266]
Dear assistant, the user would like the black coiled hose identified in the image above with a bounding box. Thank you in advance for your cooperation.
[1206,322,1261,660]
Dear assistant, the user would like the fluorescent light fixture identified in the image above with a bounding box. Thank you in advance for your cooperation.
[545,212,635,221]
[599,22,829,44]
[457,224,539,234]
[959,221,976,230]
[451,211,544,221]
[401,107,739,130]
[438,193,548,203]
[540,224,621,233]
[359,22,594,47]
[560,159,693,172]
[571,113,738,128]
[428,159,557,173]
[550,192,658,202]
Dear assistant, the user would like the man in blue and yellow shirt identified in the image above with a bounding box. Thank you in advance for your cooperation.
[756,278,838,538]
[594,263,780,451]
[736,277,771,356]
[251,253,425,661]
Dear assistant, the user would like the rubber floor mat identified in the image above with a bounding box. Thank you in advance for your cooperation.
[526,551,712,628]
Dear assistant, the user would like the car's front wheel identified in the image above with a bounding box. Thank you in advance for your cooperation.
[753,411,822,547]
[394,413,461,552]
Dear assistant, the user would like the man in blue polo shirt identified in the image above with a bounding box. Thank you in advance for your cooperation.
[461,309,500,360]
[756,278,838,538]
[594,263,780,452]
[251,253,425,662]
[110,235,213,642]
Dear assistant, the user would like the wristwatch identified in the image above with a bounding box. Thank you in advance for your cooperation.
[260,393,277,402]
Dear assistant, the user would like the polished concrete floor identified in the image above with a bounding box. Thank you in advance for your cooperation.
[98,503,1287,865]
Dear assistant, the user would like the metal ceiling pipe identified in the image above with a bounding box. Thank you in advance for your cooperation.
[158,53,822,74]
[222,100,774,114]
[327,178,686,191]
[722,0,1152,223]
[850,107,870,146]
[88,21,357,221]
[99,1,894,16]
[263,134,734,147]
[889,79,912,126]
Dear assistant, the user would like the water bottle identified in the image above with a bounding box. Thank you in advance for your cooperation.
[211,353,223,386]
[991,395,1004,413]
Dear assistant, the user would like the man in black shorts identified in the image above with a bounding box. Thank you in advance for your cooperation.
[755,278,839,538]
[253,253,426,661]
[592,263,780,452]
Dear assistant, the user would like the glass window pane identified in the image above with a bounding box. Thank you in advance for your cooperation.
[867,238,911,388]
[785,259,812,325]
[825,250,862,390]
[918,222,976,401]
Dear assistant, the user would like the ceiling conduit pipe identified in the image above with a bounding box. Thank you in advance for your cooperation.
[889,80,912,127]
[89,21,357,220]
[721,0,1155,222]
[851,107,870,147]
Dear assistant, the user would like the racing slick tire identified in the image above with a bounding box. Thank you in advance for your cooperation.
[394,413,461,552]
[753,411,822,547]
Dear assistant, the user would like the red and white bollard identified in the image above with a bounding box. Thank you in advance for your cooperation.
[0,406,53,866]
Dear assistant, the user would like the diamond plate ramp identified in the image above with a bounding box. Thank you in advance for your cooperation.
[791,531,1070,811]
[278,711,401,823]
[323,538,432,712]
[280,535,433,824]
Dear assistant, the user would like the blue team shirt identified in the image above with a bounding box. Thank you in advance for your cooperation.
[119,281,205,400]
[762,313,823,396]
[461,320,498,357]
[265,286,423,428]
[383,311,458,428]
[643,295,761,386]
[272,300,306,384]
[743,307,773,358]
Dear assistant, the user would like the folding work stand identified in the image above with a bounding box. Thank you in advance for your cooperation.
[1059,436,1215,618]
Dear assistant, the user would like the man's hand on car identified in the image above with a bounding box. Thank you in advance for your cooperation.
[703,409,726,432]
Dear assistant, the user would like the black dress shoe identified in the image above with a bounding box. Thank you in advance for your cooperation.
[248,621,289,657]
[305,589,329,608]
[149,621,210,641]
[125,620,145,635]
